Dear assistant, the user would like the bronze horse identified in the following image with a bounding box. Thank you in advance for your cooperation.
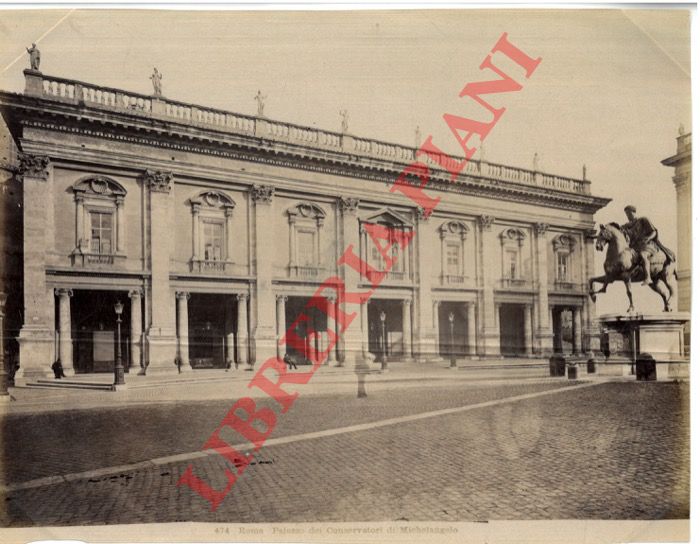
[588,223,677,313]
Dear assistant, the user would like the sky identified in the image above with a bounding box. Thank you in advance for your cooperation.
[0,8,691,314]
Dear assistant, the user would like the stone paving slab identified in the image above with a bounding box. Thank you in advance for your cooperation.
[0,381,688,526]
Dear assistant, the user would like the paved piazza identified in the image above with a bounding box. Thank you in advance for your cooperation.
[0,380,689,526]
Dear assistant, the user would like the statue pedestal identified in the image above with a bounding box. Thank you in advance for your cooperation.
[599,312,690,381]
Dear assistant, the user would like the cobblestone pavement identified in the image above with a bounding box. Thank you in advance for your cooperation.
[0,381,688,525]
[1,379,565,485]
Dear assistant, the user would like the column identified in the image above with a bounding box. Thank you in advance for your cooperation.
[402,299,412,359]
[116,196,125,253]
[276,295,287,360]
[144,170,178,372]
[339,197,364,364]
[176,292,192,371]
[466,302,477,357]
[251,185,276,366]
[129,289,143,373]
[327,296,337,365]
[494,302,502,356]
[478,215,500,356]
[524,304,533,357]
[415,211,438,360]
[225,299,235,369]
[17,153,54,382]
[360,299,369,359]
[573,306,582,355]
[192,203,201,260]
[237,293,249,367]
[534,222,553,354]
[56,288,74,375]
[433,300,440,355]
[583,229,601,356]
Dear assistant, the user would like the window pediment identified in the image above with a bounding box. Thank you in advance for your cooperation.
[73,176,126,200]
[552,234,576,252]
[500,227,526,246]
[439,220,470,240]
[190,190,235,214]
[362,208,412,227]
[287,202,326,226]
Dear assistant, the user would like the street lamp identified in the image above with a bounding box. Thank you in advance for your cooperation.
[449,311,457,368]
[113,300,127,391]
[0,292,9,402]
[379,310,388,371]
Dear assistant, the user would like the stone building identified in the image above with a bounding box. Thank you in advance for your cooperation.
[0,68,610,381]
[662,129,691,349]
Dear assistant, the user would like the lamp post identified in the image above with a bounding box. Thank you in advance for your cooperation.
[0,292,9,402]
[379,310,388,371]
[113,300,127,391]
[449,311,457,368]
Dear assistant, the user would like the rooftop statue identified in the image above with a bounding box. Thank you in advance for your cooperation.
[339,109,349,134]
[589,205,677,313]
[26,43,40,71]
[150,67,162,97]
[254,90,266,117]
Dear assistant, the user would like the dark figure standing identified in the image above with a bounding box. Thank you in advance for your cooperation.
[51,360,66,379]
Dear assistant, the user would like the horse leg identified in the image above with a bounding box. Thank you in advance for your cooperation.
[660,266,676,312]
[649,278,670,312]
[588,275,609,302]
[624,278,635,313]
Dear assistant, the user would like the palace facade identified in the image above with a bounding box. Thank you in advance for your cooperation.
[0,68,610,381]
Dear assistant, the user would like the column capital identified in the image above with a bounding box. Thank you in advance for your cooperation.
[339,196,360,214]
[584,228,598,242]
[18,152,50,181]
[416,206,432,221]
[54,288,73,298]
[237,293,249,302]
[142,169,174,193]
[251,184,274,204]
[403,299,412,307]
[478,214,494,231]
[535,222,549,237]
[129,288,144,299]
[175,291,190,301]
[276,294,288,302]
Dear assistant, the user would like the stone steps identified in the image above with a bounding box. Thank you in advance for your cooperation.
[28,379,114,391]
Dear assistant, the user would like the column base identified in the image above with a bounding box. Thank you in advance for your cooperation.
[146,331,178,374]
[482,330,502,357]
[17,326,55,382]
[253,329,277,369]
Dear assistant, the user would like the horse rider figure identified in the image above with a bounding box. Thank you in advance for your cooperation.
[621,205,675,286]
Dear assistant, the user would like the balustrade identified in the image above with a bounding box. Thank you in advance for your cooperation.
[32,71,589,196]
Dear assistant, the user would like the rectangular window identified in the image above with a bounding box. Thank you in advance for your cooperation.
[297,230,316,266]
[446,243,460,275]
[203,221,224,261]
[89,211,113,254]
[557,253,569,281]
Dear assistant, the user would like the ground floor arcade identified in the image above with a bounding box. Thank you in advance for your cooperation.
[18,276,593,379]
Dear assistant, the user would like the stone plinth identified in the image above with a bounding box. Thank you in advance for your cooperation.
[599,312,690,381]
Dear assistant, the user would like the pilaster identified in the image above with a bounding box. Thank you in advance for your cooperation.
[251,185,276,367]
[143,169,177,373]
[17,153,54,381]
[339,196,364,364]
[534,222,553,354]
[478,214,500,356]
[415,209,438,361]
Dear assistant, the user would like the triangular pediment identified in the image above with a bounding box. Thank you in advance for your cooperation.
[361,208,412,226]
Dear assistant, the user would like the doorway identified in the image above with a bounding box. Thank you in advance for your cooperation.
[499,304,525,356]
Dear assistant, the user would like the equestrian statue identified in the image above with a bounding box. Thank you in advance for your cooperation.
[588,205,677,313]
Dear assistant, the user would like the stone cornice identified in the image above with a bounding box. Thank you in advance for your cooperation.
[1,91,611,214]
